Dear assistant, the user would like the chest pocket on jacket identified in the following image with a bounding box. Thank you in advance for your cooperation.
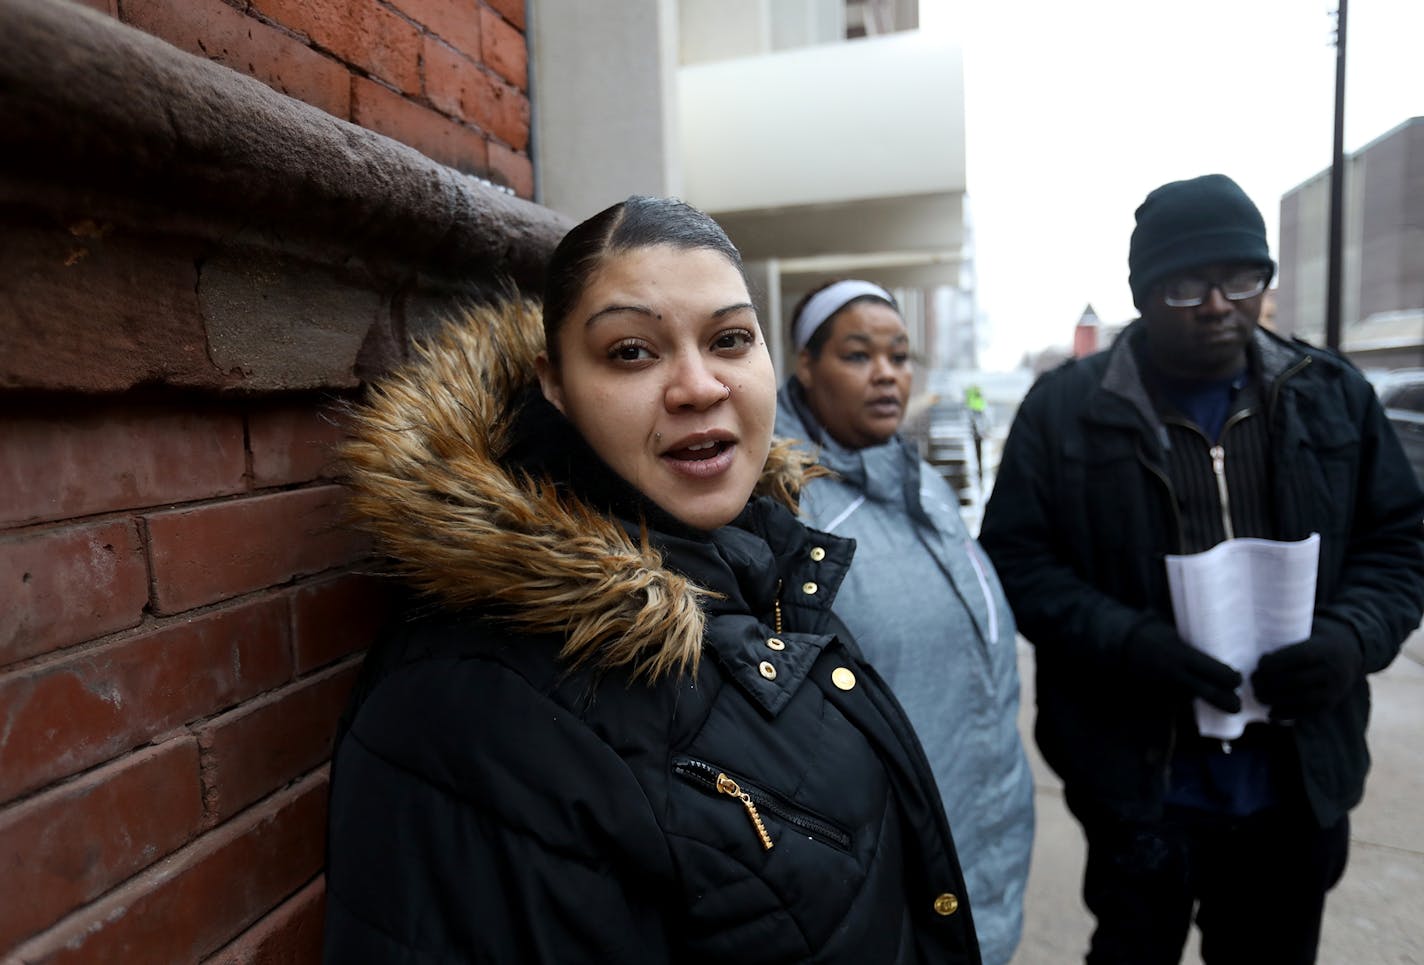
[1292,416,1359,540]
[672,756,853,852]
[663,660,904,963]
[1058,431,1164,557]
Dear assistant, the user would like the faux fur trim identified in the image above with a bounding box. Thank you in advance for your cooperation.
[341,299,823,681]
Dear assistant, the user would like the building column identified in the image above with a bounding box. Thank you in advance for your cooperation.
[529,0,680,221]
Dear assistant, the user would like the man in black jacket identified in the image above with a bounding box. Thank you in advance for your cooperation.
[979,174,1424,965]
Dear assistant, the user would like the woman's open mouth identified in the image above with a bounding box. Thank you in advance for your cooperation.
[662,438,736,478]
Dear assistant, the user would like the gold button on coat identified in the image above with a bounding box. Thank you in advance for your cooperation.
[801,581,818,595]
[809,546,826,561]
[766,637,786,651]
[831,667,856,691]
[933,893,959,916]
[758,661,777,680]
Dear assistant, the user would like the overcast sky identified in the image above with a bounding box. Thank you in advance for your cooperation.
[933,0,1424,370]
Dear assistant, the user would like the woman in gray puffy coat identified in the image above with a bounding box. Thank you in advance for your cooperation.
[774,279,1034,965]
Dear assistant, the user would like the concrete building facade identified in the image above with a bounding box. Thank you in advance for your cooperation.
[532,0,977,375]
[1277,116,1424,370]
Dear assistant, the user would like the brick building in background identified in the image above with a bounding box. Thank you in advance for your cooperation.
[0,0,563,960]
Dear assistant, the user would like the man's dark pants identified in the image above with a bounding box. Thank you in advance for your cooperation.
[1067,791,1350,964]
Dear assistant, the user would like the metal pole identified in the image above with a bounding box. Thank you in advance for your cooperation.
[1325,0,1348,351]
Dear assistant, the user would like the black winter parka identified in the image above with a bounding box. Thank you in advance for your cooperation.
[979,324,1424,826]
[322,303,981,964]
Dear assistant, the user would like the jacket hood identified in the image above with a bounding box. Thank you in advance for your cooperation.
[775,377,935,528]
[341,299,821,681]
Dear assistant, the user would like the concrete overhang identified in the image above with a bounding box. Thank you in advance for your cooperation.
[777,249,964,290]
[678,29,965,212]
[710,191,963,261]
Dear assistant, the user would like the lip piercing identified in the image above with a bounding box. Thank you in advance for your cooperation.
[655,432,662,442]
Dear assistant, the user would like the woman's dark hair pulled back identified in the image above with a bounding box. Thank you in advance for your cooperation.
[541,196,747,362]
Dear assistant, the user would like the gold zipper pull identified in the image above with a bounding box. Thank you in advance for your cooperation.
[716,773,774,850]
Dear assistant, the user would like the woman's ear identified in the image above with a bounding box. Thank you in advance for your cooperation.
[794,348,815,390]
[534,353,566,415]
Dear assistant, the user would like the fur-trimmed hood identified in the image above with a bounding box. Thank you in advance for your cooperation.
[341,299,821,680]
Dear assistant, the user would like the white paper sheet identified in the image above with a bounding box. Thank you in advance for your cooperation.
[1164,533,1320,739]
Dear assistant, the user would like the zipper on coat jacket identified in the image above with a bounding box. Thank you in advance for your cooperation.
[717,773,774,850]
[1209,406,1260,542]
[1162,403,1256,548]
[964,539,1000,645]
[1209,445,1234,541]
[672,757,852,852]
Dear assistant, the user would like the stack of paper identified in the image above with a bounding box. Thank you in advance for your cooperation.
[1165,533,1320,739]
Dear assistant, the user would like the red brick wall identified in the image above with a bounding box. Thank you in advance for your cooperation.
[0,398,391,960]
[102,0,533,198]
[1,2,565,957]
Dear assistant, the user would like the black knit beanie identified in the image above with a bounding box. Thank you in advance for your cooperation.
[1128,174,1275,309]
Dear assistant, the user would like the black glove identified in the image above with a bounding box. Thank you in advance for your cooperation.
[1251,620,1362,720]
[1121,618,1243,713]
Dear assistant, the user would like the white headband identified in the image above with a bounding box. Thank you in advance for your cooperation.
[792,280,896,350]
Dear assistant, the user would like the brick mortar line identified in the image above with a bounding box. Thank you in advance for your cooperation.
[0,651,363,819]
[0,732,200,840]
[0,478,349,538]
[199,876,326,965]
[0,560,379,679]
[359,41,530,146]
[7,767,331,958]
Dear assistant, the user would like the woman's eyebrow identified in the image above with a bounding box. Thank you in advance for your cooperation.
[838,331,909,347]
[713,302,756,318]
[584,304,654,328]
[585,302,755,326]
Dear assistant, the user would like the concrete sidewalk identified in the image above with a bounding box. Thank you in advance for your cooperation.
[1009,628,1424,964]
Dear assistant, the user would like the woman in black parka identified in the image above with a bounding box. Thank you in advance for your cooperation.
[322,196,981,964]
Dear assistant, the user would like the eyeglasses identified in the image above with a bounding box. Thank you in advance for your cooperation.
[1160,269,1270,308]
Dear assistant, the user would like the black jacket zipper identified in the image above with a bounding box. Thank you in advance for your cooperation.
[672,756,853,852]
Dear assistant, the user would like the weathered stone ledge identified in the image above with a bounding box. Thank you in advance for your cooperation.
[0,0,566,280]
[0,0,568,395]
